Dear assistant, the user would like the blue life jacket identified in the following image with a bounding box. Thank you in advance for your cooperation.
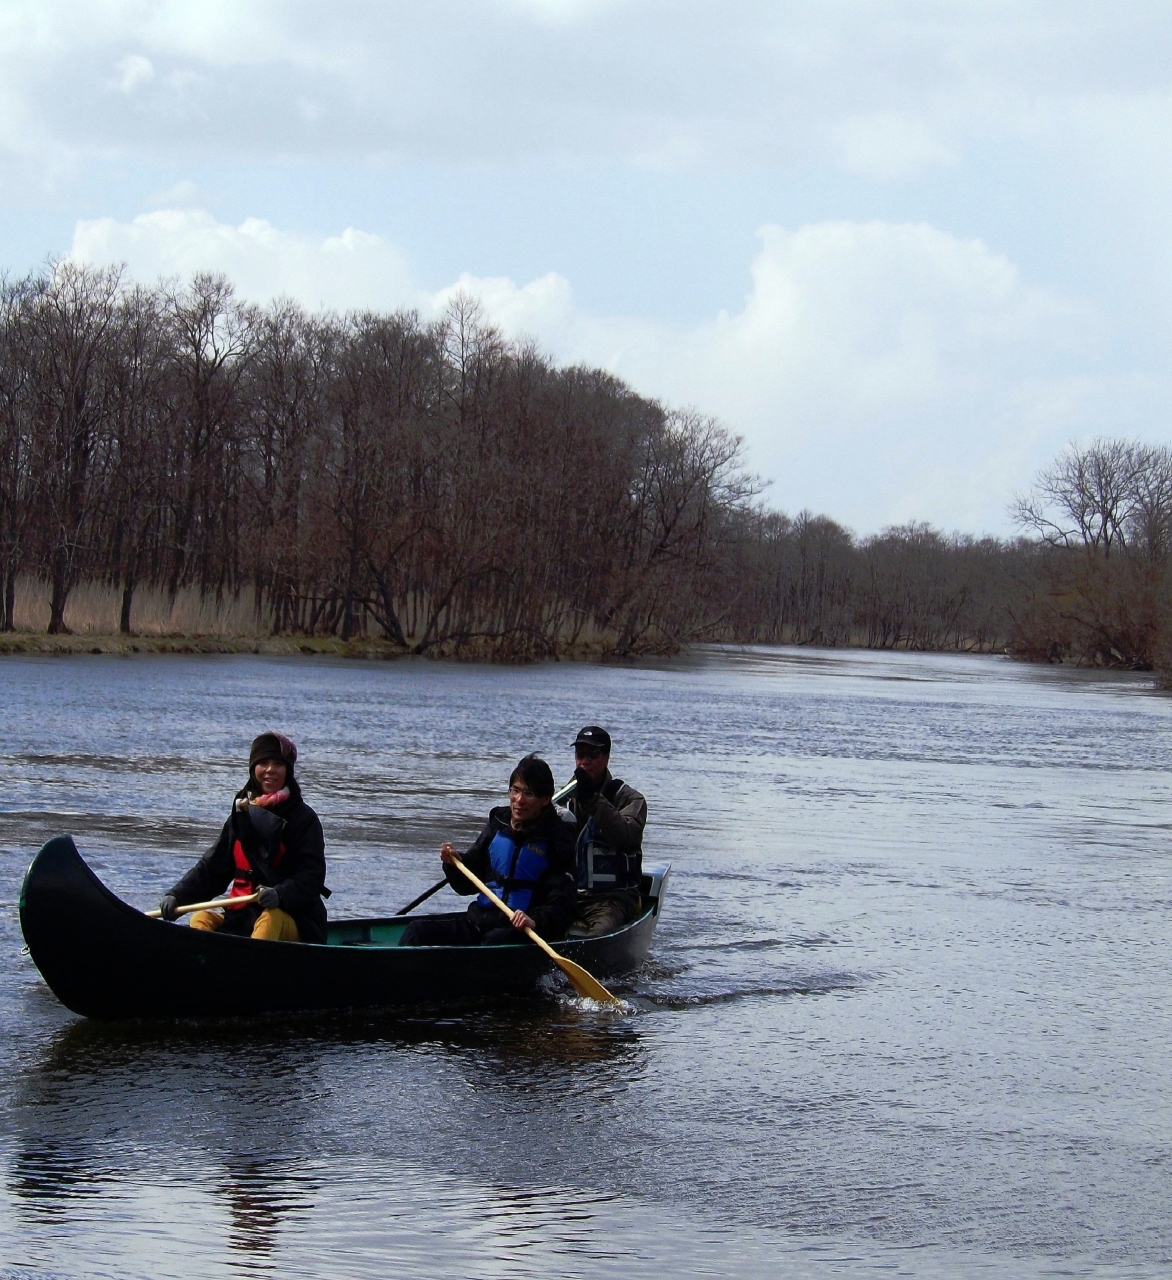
[576,778,642,892]
[478,828,551,913]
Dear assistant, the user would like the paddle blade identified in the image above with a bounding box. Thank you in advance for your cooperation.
[448,855,621,1004]
[551,952,621,1004]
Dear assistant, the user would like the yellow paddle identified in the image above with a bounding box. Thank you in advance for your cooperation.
[396,778,580,916]
[146,891,260,919]
[449,856,620,1004]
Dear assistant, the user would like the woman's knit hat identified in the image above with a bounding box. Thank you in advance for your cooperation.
[249,732,298,773]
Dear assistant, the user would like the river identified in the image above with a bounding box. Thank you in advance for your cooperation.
[1,646,1169,1278]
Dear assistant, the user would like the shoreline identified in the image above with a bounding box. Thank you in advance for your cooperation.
[0,630,1007,662]
[0,633,420,659]
[1,630,1165,686]
[0,632,647,662]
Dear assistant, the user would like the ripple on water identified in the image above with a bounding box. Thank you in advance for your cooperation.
[2,647,1172,1277]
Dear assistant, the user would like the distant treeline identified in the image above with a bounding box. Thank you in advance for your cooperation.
[1,262,1168,669]
[1009,438,1172,676]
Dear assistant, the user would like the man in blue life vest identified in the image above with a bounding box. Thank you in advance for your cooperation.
[564,726,647,938]
[399,754,577,947]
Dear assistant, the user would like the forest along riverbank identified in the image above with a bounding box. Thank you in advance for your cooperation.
[0,269,1016,660]
[2,646,1171,1279]
[6,264,1170,664]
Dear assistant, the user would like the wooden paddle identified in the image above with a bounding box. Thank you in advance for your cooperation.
[395,777,579,915]
[146,892,260,919]
[448,855,620,1004]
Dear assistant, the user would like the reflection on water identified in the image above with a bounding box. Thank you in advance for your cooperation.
[4,1010,658,1278]
[2,647,1172,1276]
[9,1142,114,1215]
[215,1162,317,1263]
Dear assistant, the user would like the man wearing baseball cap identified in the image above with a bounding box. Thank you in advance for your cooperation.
[564,726,647,938]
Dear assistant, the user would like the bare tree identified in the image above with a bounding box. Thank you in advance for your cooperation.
[1012,439,1145,557]
[101,284,172,633]
[24,262,123,632]
[0,275,37,629]
[1123,443,1172,560]
[162,273,253,600]
[1010,438,1172,668]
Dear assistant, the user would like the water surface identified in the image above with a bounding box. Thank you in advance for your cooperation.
[1,647,1169,1278]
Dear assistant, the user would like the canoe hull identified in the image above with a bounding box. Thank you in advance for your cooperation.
[19,836,668,1021]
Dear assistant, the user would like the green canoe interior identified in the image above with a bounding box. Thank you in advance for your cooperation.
[327,918,413,947]
[324,907,655,950]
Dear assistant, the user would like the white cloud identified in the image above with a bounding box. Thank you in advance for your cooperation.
[4,2,1172,172]
[435,270,576,333]
[2,2,1170,538]
[71,207,1117,533]
[471,221,1089,531]
[71,209,419,314]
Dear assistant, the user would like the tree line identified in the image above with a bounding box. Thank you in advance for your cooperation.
[0,263,758,655]
[0,261,1166,668]
[1009,438,1172,674]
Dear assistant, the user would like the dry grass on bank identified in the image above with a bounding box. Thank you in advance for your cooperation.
[0,579,618,660]
[4,578,1007,660]
[11,578,272,637]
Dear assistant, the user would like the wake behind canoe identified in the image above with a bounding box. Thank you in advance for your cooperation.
[18,836,669,1021]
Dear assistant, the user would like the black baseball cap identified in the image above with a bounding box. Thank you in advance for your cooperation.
[573,726,611,753]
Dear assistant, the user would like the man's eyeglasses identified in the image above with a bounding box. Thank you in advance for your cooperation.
[575,746,605,760]
[509,785,538,800]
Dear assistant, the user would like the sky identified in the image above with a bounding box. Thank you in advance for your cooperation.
[3,0,1172,535]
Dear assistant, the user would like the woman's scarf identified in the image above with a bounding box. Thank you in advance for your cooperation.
[235,787,290,812]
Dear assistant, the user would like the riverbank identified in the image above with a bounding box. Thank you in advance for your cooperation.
[0,632,410,658]
[0,631,1008,663]
[0,631,634,661]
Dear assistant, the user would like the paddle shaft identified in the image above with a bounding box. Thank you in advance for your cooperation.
[448,856,619,1004]
[394,776,578,915]
[394,880,445,915]
[146,891,259,919]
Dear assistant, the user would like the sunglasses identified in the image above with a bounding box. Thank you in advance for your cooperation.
[575,745,605,759]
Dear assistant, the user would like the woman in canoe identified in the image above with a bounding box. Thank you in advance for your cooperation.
[157,732,328,943]
[400,754,576,947]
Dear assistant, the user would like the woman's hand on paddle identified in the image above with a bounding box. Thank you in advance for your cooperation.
[439,842,459,865]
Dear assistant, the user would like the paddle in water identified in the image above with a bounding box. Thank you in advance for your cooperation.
[448,855,620,1004]
[395,777,580,916]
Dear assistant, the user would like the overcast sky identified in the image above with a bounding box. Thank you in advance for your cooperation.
[4,1,1172,534]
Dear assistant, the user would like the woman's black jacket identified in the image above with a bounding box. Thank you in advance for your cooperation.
[444,802,577,938]
[168,782,328,943]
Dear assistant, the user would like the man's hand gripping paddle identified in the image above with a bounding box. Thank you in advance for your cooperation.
[448,856,620,1005]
